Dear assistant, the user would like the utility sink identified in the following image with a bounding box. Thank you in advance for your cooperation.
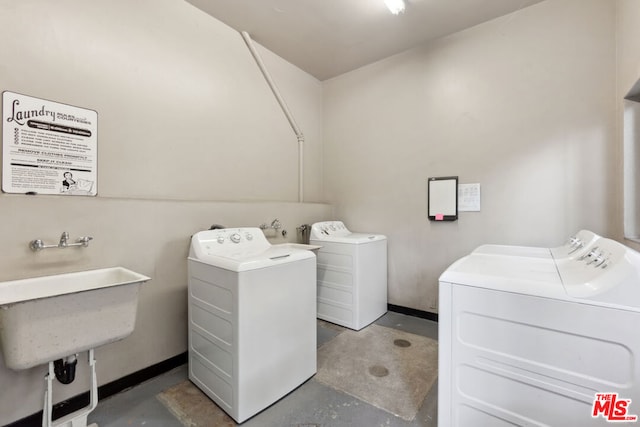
[0,267,150,370]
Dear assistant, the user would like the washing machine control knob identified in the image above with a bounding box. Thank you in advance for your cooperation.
[230,232,241,243]
[245,233,253,241]
[217,236,225,244]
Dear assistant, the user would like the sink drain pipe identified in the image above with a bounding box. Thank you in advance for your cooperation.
[241,31,305,203]
[44,350,98,427]
[54,354,78,384]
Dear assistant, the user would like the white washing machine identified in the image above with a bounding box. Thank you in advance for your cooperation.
[439,232,640,426]
[187,228,317,423]
[310,221,387,331]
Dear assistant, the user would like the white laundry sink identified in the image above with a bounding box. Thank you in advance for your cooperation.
[0,267,150,370]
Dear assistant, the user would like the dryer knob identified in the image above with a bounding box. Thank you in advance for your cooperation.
[245,233,253,241]
[230,232,241,243]
[217,236,225,244]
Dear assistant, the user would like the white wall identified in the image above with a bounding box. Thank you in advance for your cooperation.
[0,0,329,424]
[323,0,617,312]
[1,0,324,202]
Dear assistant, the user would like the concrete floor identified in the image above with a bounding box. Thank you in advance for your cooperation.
[88,312,438,427]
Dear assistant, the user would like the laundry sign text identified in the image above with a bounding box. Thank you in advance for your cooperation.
[2,91,98,196]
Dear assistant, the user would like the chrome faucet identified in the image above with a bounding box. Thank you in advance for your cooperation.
[259,219,283,230]
[29,232,93,251]
[59,231,70,247]
[257,219,287,238]
[75,236,93,247]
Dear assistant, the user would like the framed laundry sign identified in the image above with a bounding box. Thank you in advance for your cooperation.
[2,91,98,196]
[428,176,458,221]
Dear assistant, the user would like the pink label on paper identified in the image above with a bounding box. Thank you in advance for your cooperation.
[435,214,444,221]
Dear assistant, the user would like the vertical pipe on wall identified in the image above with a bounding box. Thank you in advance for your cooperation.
[241,31,305,202]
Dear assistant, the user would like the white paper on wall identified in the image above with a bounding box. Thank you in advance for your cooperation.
[2,91,98,196]
[458,183,481,212]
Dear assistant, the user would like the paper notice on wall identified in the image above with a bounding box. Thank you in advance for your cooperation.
[458,183,481,212]
[2,91,97,196]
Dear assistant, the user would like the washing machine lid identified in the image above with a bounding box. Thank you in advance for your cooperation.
[190,246,315,272]
[472,244,552,258]
[439,253,566,300]
[189,228,315,272]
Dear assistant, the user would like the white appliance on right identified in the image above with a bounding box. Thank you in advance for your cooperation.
[439,231,640,426]
[310,221,387,330]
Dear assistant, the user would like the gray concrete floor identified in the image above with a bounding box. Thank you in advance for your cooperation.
[88,312,438,427]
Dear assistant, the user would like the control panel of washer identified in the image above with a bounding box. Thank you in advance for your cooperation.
[310,221,351,239]
[550,229,601,261]
[558,237,640,305]
[210,229,256,245]
[191,227,270,258]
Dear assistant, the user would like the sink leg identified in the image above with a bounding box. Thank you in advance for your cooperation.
[42,361,53,427]
[42,349,99,427]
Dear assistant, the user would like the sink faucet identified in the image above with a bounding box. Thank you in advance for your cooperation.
[259,219,283,230]
[29,232,93,251]
[59,231,70,248]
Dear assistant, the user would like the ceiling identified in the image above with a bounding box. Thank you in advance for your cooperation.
[186,0,546,81]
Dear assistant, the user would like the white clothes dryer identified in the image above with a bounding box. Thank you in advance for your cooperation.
[439,232,640,426]
[310,221,387,330]
[187,228,316,423]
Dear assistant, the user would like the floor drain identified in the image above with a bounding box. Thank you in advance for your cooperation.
[394,339,411,348]
[368,365,389,377]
